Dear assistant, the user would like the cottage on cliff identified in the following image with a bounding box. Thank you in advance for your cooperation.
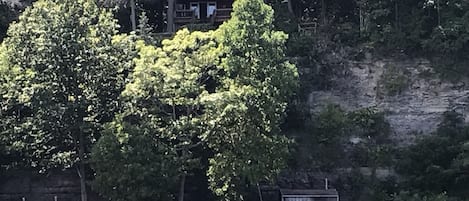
[166,0,234,32]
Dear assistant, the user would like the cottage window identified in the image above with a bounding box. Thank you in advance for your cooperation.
[190,2,200,19]
[207,2,217,17]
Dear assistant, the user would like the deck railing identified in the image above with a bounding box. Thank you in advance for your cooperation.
[298,22,317,34]
[212,8,232,23]
[175,9,195,23]
[174,8,233,25]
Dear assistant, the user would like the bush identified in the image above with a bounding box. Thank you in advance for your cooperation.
[390,191,449,201]
[286,33,316,57]
[308,104,350,170]
[378,64,410,96]
[182,23,217,32]
[397,111,469,198]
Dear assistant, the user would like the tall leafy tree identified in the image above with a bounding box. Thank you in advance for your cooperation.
[92,29,222,201]
[92,0,298,200]
[0,0,130,200]
[206,0,298,200]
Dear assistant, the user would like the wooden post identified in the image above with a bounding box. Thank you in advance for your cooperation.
[78,132,87,201]
[436,0,441,27]
[321,0,326,25]
[395,0,399,31]
[286,0,294,16]
[130,0,137,31]
[178,173,186,201]
[167,0,175,32]
[257,183,264,201]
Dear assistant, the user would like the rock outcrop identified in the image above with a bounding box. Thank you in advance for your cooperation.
[303,56,469,144]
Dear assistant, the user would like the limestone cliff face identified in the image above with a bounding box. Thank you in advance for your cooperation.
[303,56,469,144]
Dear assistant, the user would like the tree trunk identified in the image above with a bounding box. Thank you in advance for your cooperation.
[395,0,399,31]
[130,0,137,31]
[167,0,175,32]
[257,183,264,201]
[436,0,441,27]
[287,0,294,16]
[321,0,326,25]
[78,132,88,201]
[359,5,364,34]
[178,173,186,201]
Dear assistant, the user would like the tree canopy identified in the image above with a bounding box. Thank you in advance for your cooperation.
[3,0,469,201]
[92,0,298,200]
[0,0,133,200]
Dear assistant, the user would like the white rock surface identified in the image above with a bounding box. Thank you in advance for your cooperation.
[305,58,469,144]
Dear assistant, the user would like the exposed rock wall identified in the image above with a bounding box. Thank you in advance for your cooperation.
[303,56,469,144]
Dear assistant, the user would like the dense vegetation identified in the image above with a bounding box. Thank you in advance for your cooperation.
[284,104,469,201]
[0,0,469,201]
[0,0,297,201]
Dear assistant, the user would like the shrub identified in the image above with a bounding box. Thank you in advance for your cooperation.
[379,64,410,96]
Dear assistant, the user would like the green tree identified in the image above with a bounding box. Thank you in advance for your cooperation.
[92,29,222,201]
[309,104,350,170]
[397,111,469,198]
[91,115,181,201]
[206,0,298,199]
[0,0,130,200]
[422,0,469,55]
[135,11,159,45]
[349,108,394,200]
[92,0,298,200]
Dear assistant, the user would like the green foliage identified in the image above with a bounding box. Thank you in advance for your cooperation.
[270,0,298,34]
[296,105,394,172]
[91,116,180,201]
[308,104,350,170]
[0,2,15,42]
[287,0,469,66]
[93,1,299,198]
[421,1,469,55]
[315,105,350,141]
[135,11,159,45]
[390,191,449,201]
[0,0,129,171]
[183,23,217,32]
[288,35,354,95]
[397,111,469,199]
[92,29,221,200]
[207,0,298,199]
[379,64,410,96]
[349,108,393,167]
[286,33,316,57]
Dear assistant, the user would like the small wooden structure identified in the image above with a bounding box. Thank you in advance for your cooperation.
[280,189,339,201]
[171,0,233,29]
[298,22,317,34]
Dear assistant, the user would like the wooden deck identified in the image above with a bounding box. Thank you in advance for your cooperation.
[175,8,232,25]
[174,9,196,24]
[298,22,318,34]
[212,8,232,23]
